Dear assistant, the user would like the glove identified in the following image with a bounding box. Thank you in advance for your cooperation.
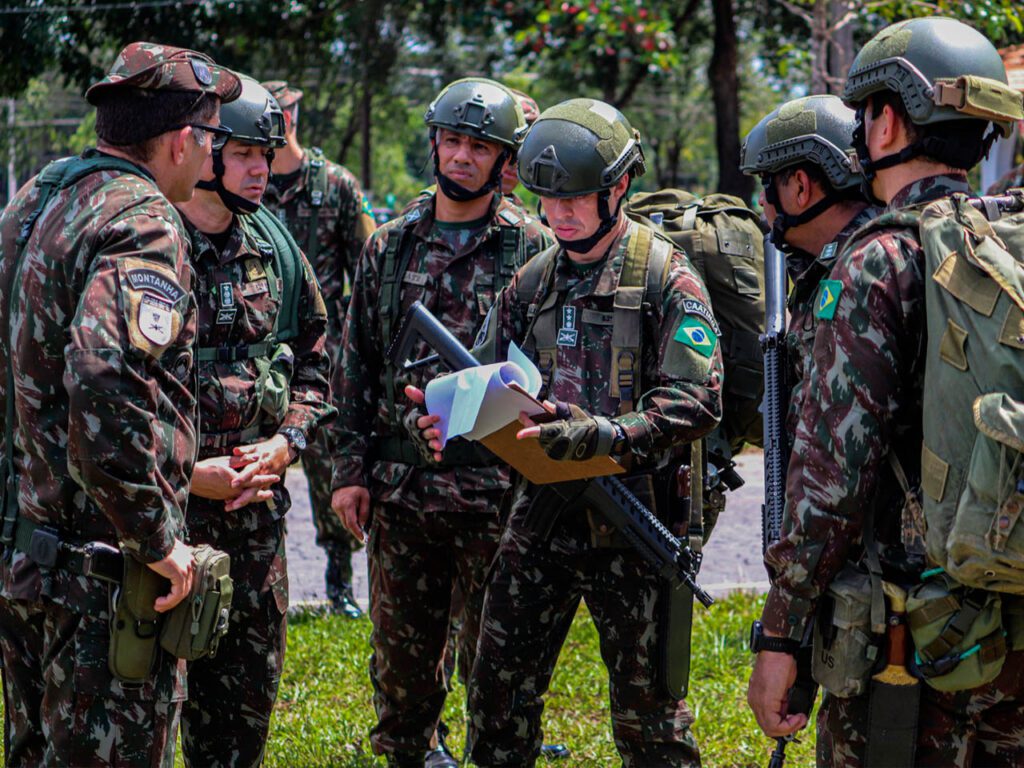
[402,407,438,464]
[536,403,619,461]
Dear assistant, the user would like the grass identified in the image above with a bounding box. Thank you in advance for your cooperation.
[258,591,817,767]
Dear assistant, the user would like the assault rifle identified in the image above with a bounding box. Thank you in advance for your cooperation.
[760,234,816,768]
[389,300,714,610]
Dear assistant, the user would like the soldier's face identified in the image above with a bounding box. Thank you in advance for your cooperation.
[220,140,273,203]
[501,154,519,194]
[541,192,602,241]
[436,129,503,192]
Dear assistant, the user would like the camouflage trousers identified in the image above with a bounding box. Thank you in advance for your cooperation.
[304,428,361,573]
[181,519,288,768]
[817,649,1024,766]
[0,592,185,767]
[367,501,502,758]
[466,510,700,768]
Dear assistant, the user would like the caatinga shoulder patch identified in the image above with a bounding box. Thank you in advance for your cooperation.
[815,279,843,320]
[674,315,717,358]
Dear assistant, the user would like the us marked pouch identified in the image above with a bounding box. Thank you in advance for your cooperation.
[109,555,166,683]
[160,544,233,661]
[812,565,881,698]
[907,572,1006,692]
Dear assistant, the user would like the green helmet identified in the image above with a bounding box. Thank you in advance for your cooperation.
[217,75,286,149]
[518,98,646,197]
[741,95,861,191]
[424,78,527,149]
[842,17,1023,137]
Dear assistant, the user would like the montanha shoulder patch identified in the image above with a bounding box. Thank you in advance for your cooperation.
[126,268,185,304]
[682,299,720,336]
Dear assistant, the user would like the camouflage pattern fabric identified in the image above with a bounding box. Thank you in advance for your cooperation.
[264,149,374,557]
[467,220,723,767]
[759,175,1010,764]
[366,503,502,756]
[330,191,551,759]
[181,520,288,768]
[987,162,1024,195]
[0,153,198,765]
[176,215,330,767]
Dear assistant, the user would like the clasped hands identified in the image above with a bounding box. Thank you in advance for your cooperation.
[190,433,295,511]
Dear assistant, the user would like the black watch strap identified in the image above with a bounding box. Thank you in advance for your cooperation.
[750,620,800,655]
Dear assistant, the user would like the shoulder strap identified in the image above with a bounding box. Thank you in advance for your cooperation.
[249,206,305,343]
[518,245,560,393]
[303,148,329,261]
[3,154,147,546]
[379,223,418,428]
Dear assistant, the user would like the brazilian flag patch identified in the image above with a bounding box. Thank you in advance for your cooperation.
[361,195,374,217]
[815,279,843,320]
[674,316,717,358]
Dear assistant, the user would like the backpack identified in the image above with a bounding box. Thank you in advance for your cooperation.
[623,190,766,456]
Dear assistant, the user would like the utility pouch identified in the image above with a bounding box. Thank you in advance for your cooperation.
[907,572,1006,692]
[812,565,881,698]
[109,555,165,683]
[160,544,233,661]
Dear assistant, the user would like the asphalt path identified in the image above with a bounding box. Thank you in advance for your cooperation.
[284,450,769,610]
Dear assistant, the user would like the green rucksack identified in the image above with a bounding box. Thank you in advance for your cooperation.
[623,190,766,457]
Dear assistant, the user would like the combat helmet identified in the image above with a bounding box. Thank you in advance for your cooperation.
[841,17,1024,178]
[197,75,286,214]
[425,77,527,201]
[741,95,866,247]
[518,98,645,251]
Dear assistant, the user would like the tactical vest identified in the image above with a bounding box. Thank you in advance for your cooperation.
[623,190,765,453]
[194,206,307,451]
[2,152,155,547]
[514,224,673,417]
[376,205,527,467]
[300,147,331,263]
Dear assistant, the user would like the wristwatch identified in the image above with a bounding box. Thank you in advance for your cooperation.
[279,427,307,454]
[749,620,800,656]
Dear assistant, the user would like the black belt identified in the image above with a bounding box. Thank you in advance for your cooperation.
[13,519,123,583]
[374,435,503,470]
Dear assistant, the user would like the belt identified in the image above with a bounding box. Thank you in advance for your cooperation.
[374,435,502,469]
[14,518,123,583]
[200,423,264,451]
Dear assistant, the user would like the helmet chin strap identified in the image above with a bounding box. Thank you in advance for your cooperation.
[195,148,262,215]
[557,187,628,254]
[432,135,509,202]
[764,174,848,250]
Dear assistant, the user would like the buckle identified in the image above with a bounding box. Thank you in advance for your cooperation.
[82,541,120,580]
[28,527,60,568]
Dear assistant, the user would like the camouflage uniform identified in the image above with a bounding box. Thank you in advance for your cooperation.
[467,220,724,767]
[987,162,1024,195]
[763,175,1024,766]
[331,191,551,760]
[263,149,375,593]
[178,217,332,768]
[0,156,197,767]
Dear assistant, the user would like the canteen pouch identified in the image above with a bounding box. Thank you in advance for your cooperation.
[812,565,880,698]
[907,573,1006,692]
[160,544,233,661]
[108,555,166,683]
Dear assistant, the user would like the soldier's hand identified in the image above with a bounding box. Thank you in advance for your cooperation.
[405,385,443,463]
[191,456,280,504]
[333,486,371,543]
[233,434,295,477]
[747,642,807,738]
[147,538,195,613]
[517,402,618,461]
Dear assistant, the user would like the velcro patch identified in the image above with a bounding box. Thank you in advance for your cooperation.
[125,268,185,304]
[403,271,428,286]
[815,279,843,320]
[245,258,267,281]
[241,279,269,297]
[674,316,717,358]
[138,294,173,346]
[682,299,720,336]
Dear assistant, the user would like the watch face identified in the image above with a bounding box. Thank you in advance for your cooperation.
[749,620,762,653]
[285,429,306,451]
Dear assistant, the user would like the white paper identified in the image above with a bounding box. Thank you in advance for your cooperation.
[424,342,546,447]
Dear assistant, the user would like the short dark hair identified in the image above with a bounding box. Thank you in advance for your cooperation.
[777,161,831,193]
[94,88,219,162]
[868,89,989,170]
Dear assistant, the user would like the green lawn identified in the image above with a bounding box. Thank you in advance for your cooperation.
[261,591,817,767]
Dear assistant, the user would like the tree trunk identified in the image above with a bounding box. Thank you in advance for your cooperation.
[360,87,372,192]
[709,0,753,201]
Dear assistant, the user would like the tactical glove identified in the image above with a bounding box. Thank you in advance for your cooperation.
[403,407,438,464]
[536,403,620,461]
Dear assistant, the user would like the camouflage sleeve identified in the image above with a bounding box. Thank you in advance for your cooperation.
[762,233,925,640]
[332,165,377,284]
[65,208,193,563]
[279,250,335,442]
[473,273,530,365]
[523,216,555,258]
[330,230,386,489]
[618,250,723,457]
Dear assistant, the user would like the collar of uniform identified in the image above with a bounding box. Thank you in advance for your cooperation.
[184,215,247,266]
[411,191,504,260]
[888,173,970,212]
[834,204,882,253]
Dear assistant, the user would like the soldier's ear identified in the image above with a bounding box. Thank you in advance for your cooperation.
[167,126,193,166]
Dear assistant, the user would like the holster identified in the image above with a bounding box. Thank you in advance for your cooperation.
[109,556,165,683]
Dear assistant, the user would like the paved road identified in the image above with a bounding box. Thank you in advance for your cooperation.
[284,450,769,610]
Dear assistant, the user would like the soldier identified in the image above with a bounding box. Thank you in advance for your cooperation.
[413,98,723,766]
[746,17,1024,767]
[740,94,880,436]
[330,78,552,768]
[175,76,334,767]
[0,43,239,766]
[260,79,376,619]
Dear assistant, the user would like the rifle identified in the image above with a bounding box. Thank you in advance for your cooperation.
[389,300,714,609]
[759,234,816,768]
